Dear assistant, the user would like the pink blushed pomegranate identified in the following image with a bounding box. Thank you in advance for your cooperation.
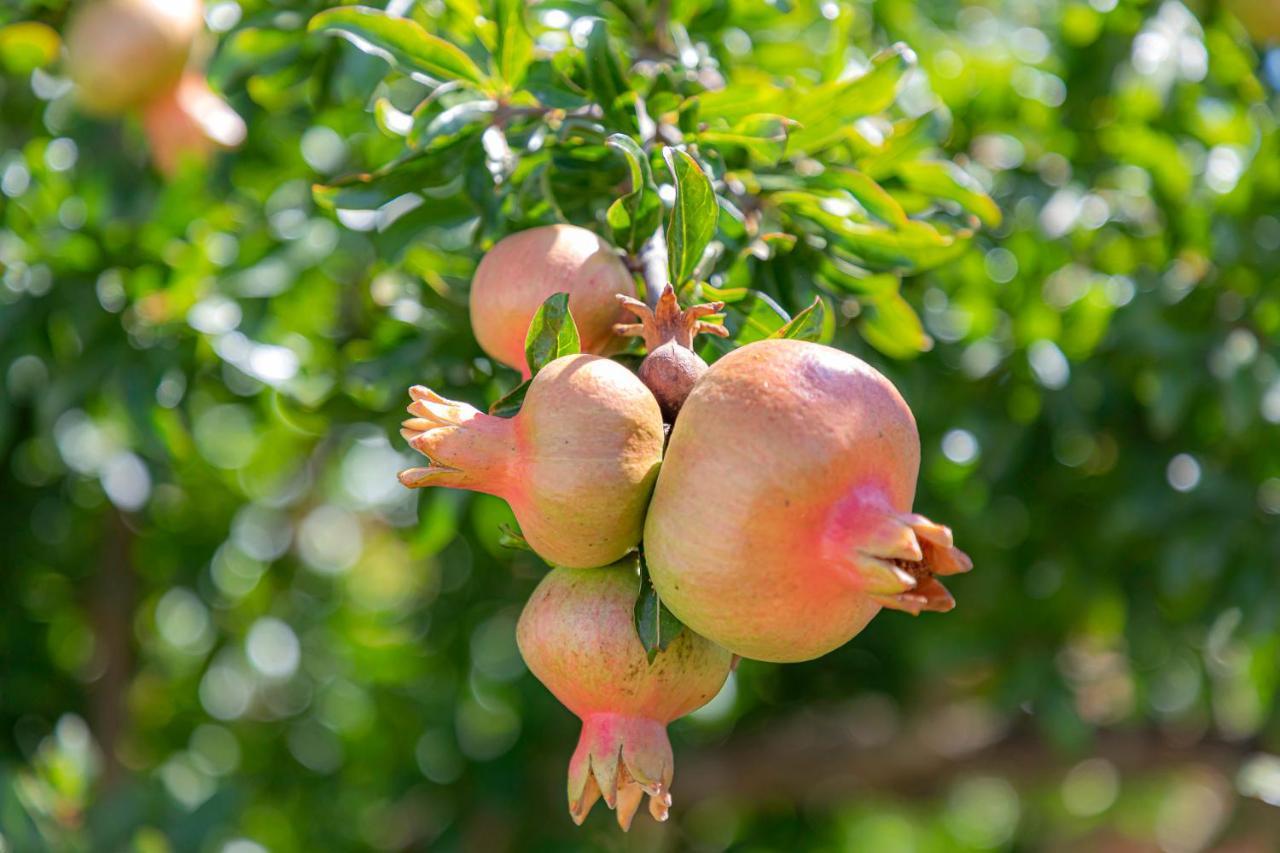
[65,0,204,116]
[516,561,732,829]
[470,225,637,377]
[643,338,972,662]
[398,354,663,569]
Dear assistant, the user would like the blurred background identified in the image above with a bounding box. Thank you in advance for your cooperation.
[2,0,1279,850]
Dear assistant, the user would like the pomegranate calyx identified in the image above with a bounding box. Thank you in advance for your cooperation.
[397,385,515,492]
[614,283,728,351]
[840,501,972,616]
[568,713,674,831]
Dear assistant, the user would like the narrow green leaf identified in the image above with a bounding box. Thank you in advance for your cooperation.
[730,290,791,344]
[895,161,1003,228]
[634,558,685,663]
[583,18,627,114]
[488,379,530,418]
[860,290,932,358]
[698,114,793,165]
[605,134,662,253]
[770,296,828,342]
[523,292,581,375]
[663,148,718,285]
[309,7,487,86]
[815,168,909,226]
[497,523,531,551]
[491,0,533,89]
[788,43,915,154]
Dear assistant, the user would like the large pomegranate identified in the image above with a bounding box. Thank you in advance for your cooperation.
[399,354,663,568]
[517,561,733,829]
[615,283,728,421]
[470,225,637,377]
[141,72,246,176]
[65,0,205,116]
[643,339,972,662]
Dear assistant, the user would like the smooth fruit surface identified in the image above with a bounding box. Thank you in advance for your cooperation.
[517,561,732,829]
[399,354,664,568]
[644,339,972,662]
[469,225,636,377]
[66,0,204,116]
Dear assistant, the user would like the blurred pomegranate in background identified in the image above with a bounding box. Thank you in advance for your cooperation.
[65,0,204,116]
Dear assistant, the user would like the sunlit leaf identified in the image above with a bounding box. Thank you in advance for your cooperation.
[770,296,829,342]
[492,0,533,89]
[605,134,662,253]
[309,7,488,86]
[664,148,718,285]
[895,161,1002,228]
[524,292,581,375]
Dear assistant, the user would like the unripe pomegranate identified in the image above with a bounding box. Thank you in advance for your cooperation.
[517,561,732,829]
[65,0,204,116]
[141,73,247,176]
[643,339,972,663]
[398,354,663,569]
[615,284,728,421]
[470,225,637,377]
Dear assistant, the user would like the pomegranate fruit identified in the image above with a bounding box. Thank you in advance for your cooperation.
[615,284,728,421]
[142,73,247,176]
[398,354,663,568]
[65,0,204,116]
[470,225,637,377]
[517,561,732,829]
[643,338,972,662]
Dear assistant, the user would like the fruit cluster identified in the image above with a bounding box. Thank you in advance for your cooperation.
[399,224,973,830]
[63,0,244,175]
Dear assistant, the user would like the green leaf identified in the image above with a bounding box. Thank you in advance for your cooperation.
[583,18,627,115]
[634,558,685,663]
[770,296,828,342]
[785,201,972,272]
[788,43,915,154]
[698,114,793,165]
[0,23,60,74]
[523,293,581,376]
[860,290,932,359]
[729,290,791,344]
[497,523,531,551]
[664,148,718,285]
[895,161,1002,228]
[814,168,909,226]
[605,134,662,253]
[309,7,488,86]
[491,0,533,89]
[488,379,530,418]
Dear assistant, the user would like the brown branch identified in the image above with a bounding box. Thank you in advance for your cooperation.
[679,704,1257,805]
[87,508,135,788]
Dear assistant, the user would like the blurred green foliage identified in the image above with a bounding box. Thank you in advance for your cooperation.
[1,1,1279,851]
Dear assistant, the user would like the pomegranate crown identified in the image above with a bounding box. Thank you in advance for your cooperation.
[614,283,729,351]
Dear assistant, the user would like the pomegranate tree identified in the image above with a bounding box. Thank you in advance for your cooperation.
[643,338,972,662]
[470,225,637,377]
[399,354,663,569]
[65,0,204,116]
[517,561,732,829]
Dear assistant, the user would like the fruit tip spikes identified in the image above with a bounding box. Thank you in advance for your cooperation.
[615,284,729,349]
